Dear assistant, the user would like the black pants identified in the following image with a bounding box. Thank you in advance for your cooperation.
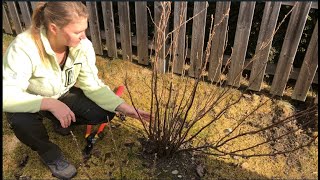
[6,87,115,163]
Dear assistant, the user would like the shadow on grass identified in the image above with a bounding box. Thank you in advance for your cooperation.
[3,113,270,180]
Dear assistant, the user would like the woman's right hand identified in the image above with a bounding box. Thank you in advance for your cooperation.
[41,98,76,128]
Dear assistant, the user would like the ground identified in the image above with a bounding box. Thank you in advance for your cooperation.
[2,33,318,179]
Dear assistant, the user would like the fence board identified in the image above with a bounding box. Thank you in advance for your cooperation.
[30,2,36,11]
[189,2,208,77]
[86,2,103,55]
[172,2,187,74]
[281,1,318,9]
[208,2,231,82]
[135,2,149,65]
[249,2,281,91]
[102,2,118,58]
[18,2,32,28]
[3,5,13,34]
[227,2,255,87]
[270,2,312,96]
[154,2,169,73]
[7,2,23,34]
[292,21,318,101]
[118,2,132,61]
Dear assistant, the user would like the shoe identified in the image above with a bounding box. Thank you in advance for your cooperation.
[43,157,77,179]
[53,123,71,136]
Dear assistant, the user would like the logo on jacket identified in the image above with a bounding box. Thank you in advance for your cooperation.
[65,68,74,86]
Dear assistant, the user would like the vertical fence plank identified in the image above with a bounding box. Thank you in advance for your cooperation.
[135,2,149,65]
[189,2,208,77]
[154,2,169,73]
[118,2,132,61]
[86,2,103,55]
[270,2,312,96]
[3,5,13,34]
[227,2,255,87]
[208,2,231,82]
[7,2,23,34]
[102,2,118,58]
[30,2,37,11]
[18,2,32,28]
[248,2,281,91]
[172,2,187,74]
[292,21,318,101]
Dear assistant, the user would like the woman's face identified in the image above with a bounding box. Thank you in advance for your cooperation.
[57,17,88,47]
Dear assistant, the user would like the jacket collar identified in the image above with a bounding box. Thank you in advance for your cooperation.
[40,26,56,56]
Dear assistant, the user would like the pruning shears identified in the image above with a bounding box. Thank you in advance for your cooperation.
[83,85,126,156]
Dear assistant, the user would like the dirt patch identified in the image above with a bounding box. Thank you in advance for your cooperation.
[137,143,203,179]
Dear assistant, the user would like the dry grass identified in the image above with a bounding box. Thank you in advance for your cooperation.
[2,33,318,179]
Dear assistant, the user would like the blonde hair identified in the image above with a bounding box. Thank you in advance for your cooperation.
[31,2,88,66]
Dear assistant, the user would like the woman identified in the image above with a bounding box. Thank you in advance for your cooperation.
[3,2,150,179]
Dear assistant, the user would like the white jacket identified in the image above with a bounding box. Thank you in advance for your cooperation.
[3,27,124,113]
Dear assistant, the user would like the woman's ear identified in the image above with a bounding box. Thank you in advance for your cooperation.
[48,23,58,35]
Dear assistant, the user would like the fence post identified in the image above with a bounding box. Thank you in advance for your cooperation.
[135,2,149,65]
[3,5,13,34]
[154,2,170,73]
[248,2,281,91]
[292,20,318,101]
[189,2,208,78]
[270,2,312,96]
[18,2,32,29]
[102,2,118,58]
[118,1,132,61]
[227,2,256,87]
[208,2,231,82]
[172,1,188,74]
[7,2,23,34]
[86,2,103,55]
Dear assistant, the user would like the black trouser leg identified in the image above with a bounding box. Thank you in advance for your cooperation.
[6,87,117,162]
[6,112,62,163]
[47,87,116,125]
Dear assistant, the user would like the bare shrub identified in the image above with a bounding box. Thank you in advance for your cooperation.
[125,2,318,159]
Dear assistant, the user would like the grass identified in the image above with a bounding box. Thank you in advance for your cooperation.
[2,33,318,179]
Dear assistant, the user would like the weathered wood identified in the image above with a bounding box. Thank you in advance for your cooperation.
[3,5,13,34]
[172,1,187,74]
[87,29,318,85]
[270,2,312,96]
[118,2,132,61]
[18,2,32,28]
[86,2,103,55]
[315,94,318,104]
[208,1,231,82]
[292,21,318,101]
[249,2,281,91]
[7,2,23,34]
[135,2,149,65]
[102,2,118,58]
[281,1,318,9]
[30,2,37,11]
[154,2,170,73]
[189,1,208,77]
[227,2,255,87]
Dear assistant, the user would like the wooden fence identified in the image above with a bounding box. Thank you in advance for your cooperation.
[2,1,318,102]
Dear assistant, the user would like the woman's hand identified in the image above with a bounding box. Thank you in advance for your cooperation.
[41,98,76,128]
[115,102,151,122]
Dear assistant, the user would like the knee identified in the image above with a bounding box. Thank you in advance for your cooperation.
[6,112,40,129]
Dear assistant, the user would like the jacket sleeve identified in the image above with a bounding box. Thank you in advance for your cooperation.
[76,40,124,113]
[3,41,44,113]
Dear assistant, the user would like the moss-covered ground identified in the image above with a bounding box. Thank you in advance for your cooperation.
[3,33,318,179]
